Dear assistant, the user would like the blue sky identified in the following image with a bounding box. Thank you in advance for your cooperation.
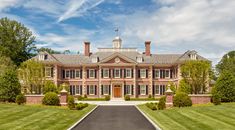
[1,0,235,66]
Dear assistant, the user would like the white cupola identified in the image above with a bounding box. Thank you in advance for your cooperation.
[112,36,122,49]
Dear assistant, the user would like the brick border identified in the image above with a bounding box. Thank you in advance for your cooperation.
[67,105,98,130]
[135,105,161,130]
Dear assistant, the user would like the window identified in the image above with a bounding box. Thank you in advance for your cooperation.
[92,57,98,63]
[45,67,52,77]
[75,70,80,78]
[155,69,160,78]
[103,85,109,95]
[140,85,146,95]
[126,85,132,95]
[89,69,95,78]
[103,69,109,78]
[70,70,75,79]
[89,85,95,95]
[44,54,48,60]
[75,85,82,95]
[165,69,170,78]
[70,85,75,95]
[137,57,143,63]
[140,69,146,78]
[65,70,70,78]
[155,85,166,95]
[126,69,131,78]
[114,68,120,78]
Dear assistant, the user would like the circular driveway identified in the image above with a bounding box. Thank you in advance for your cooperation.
[72,106,156,130]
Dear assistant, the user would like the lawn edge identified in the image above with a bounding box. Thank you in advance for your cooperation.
[135,105,162,130]
[67,105,98,130]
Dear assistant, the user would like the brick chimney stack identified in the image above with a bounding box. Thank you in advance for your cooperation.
[145,41,151,56]
[84,41,91,56]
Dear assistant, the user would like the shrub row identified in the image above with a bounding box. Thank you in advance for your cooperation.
[77,95,110,101]
[76,103,88,110]
[145,96,166,110]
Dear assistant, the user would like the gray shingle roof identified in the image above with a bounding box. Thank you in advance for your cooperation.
[34,50,209,65]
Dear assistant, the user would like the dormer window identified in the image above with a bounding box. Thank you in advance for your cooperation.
[137,57,143,63]
[39,54,48,61]
[92,57,98,63]
[190,54,197,60]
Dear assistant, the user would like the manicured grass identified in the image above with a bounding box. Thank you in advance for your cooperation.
[78,98,107,101]
[138,103,235,130]
[0,103,96,130]
[129,98,159,101]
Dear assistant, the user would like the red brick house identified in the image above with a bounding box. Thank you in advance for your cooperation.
[34,36,208,99]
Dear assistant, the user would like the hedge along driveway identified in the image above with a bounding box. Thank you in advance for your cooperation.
[138,103,235,130]
[0,103,95,130]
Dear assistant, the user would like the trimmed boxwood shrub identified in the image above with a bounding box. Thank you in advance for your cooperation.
[158,96,166,110]
[105,95,110,101]
[146,102,157,110]
[173,92,192,107]
[15,94,26,105]
[124,95,130,101]
[67,95,75,109]
[76,103,88,110]
[212,87,221,105]
[84,94,87,98]
[42,92,59,106]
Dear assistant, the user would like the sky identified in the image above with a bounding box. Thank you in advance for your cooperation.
[0,0,235,66]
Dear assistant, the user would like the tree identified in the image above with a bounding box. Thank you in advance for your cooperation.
[18,60,45,94]
[37,47,61,54]
[214,71,235,102]
[0,69,21,102]
[0,17,36,66]
[63,50,71,54]
[181,60,211,94]
[0,56,15,76]
[216,51,235,76]
[178,79,192,94]
[43,80,58,94]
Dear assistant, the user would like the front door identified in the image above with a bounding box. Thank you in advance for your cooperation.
[114,85,121,98]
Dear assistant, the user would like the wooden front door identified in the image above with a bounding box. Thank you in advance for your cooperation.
[114,85,121,98]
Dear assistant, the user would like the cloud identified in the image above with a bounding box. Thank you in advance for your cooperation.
[104,0,235,65]
[0,0,22,11]
[58,0,104,22]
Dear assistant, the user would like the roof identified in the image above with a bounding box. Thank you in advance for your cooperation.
[33,50,209,66]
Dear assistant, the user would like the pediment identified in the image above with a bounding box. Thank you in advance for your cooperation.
[99,53,136,64]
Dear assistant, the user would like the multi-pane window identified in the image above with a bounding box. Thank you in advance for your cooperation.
[114,68,120,78]
[140,85,146,95]
[140,69,146,78]
[126,69,131,78]
[154,85,166,95]
[103,69,109,78]
[45,67,52,77]
[103,85,109,95]
[165,69,170,78]
[70,70,75,79]
[65,70,70,78]
[89,69,95,78]
[75,70,80,78]
[126,85,132,95]
[155,69,160,78]
[89,85,95,95]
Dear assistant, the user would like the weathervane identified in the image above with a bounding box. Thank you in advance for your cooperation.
[115,27,119,37]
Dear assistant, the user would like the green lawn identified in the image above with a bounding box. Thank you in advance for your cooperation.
[138,103,235,130]
[0,103,96,130]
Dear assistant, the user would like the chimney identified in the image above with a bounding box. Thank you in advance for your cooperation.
[145,41,151,56]
[84,41,91,56]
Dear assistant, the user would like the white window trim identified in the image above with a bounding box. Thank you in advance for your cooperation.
[89,69,95,78]
[140,69,146,78]
[140,85,146,95]
[126,85,132,95]
[75,85,81,95]
[89,85,95,95]
[165,69,170,78]
[155,85,160,95]
[114,68,120,78]
[103,85,109,95]
[155,69,160,78]
[126,68,132,78]
[65,69,70,79]
[103,68,109,78]
[75,69,80,79]
[45,67,52,77]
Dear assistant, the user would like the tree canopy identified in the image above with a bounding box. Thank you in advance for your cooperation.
[181,60,211,94]
[37,47,61,54]
[0,17,36,66]
[216,50,235,76]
